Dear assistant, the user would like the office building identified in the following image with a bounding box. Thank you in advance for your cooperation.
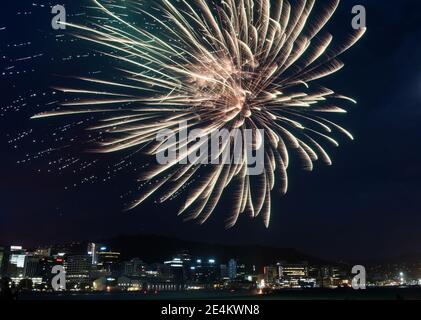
[192,258,219,285]
[220,264,228,279]
[122,258,147,277]
[278,262,309,280]
[228,259,237,279]
[24,255,40,278]
[96,247,121,274]
[263,265,278,284]
[66,255,92,284]
[7,245,26,278]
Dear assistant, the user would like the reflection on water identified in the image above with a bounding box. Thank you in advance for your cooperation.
[17,288,421,300]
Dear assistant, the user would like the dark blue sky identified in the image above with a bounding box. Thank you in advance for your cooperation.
[0,0,420,261]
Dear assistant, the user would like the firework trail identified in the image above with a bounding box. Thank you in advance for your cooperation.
[32,0,365,228]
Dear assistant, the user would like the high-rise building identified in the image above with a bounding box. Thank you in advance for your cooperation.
[237,263,247,280]
[228,259,237,279]
[24,256,41,278]
[192,258,219,285]
[87,244,120,272]
[39,256,60,284]
[263,265,278,284]
[96,248,120,274]
[7,246,26,278]
[164,257,185,283]
[220,264,228,279]
[122,258,147,277]
[87,242,102,265]
[0,246,10,278]
[330,266,348,286]
[66,255,92,284]
[163,252,193,283]
[316,265,348,288]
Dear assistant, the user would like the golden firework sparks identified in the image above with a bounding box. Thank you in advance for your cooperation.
[33,0,365,228]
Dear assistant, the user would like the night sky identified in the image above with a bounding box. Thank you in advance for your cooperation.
[0,0,420,261]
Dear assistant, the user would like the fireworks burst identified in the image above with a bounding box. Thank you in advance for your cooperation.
[32,0,365,228]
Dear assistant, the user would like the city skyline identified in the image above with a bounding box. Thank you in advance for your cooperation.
[2,238,420,295]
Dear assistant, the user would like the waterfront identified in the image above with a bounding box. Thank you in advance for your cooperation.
[17,287,421,300]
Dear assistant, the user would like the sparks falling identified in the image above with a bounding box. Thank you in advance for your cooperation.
[32,0,365,228]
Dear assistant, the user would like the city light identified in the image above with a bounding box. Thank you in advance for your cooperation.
[2,241,421,297]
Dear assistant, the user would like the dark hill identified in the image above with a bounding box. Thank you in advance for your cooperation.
[100,234,330,269]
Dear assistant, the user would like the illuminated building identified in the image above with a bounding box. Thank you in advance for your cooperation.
[163,252,193,284]
[117,276,142,291]
[164,257,186,283]
[122,258,147,277]
[96,247,121,274]
[228,259,237,280]
[278,262,309,280]
[92,276,117,291]
[38,256,62,285]
[66,255,92,284]
[174,252,192,265]
[330,266,349,287]
[35,247,52,257]
[146,281,179,292]
[220,264,228,279]
[7,245,26,278]
[237,263,247,280]
[263,265,278,284]
[23,255,40,278]
[92,276,107,291]
[317,266,349,288]
[87,242,100,265]
[277,262,312,288]
[192,258,219,286]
